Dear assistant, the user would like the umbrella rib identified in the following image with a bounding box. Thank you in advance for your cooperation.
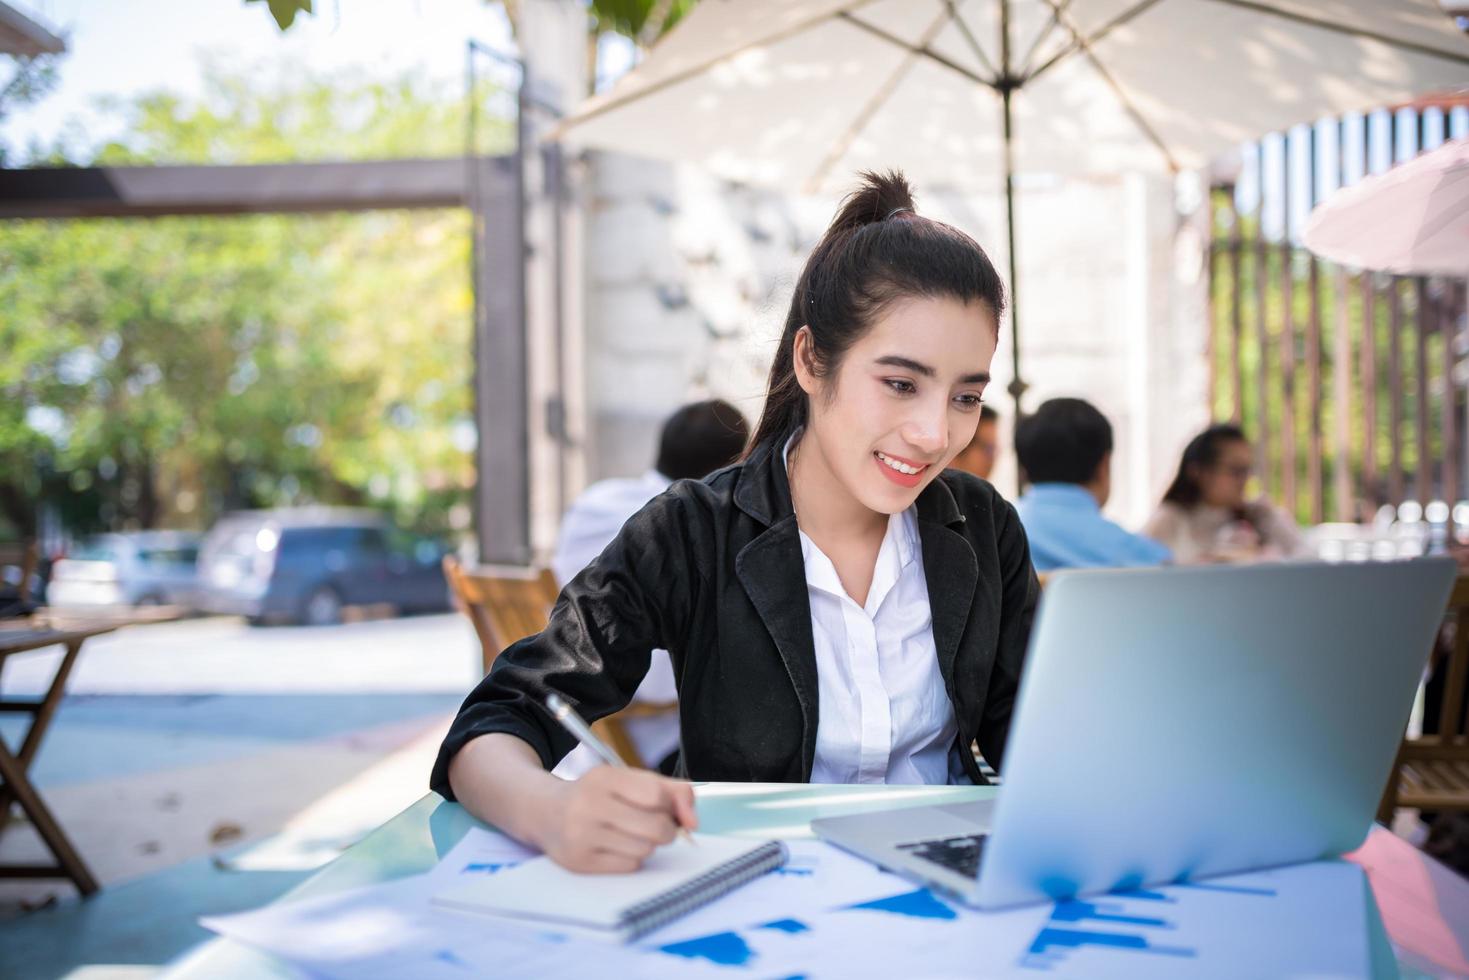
[945,0,1000,81]
[1207,0,1469,67]
[1016,0,1076,79]
[1044,0,1182,173]
[1024,0,1163,84]
[550,0,887,136]
[806,6,957,193]
[838,11,996,87]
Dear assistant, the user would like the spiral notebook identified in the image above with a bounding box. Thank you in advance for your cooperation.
[431,834,788,942]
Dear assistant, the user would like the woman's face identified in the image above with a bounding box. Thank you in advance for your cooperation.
[797,294,998,516]
[1195,438,1253,509]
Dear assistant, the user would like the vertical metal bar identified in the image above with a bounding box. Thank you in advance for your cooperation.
[1460,283,1469,508]
[1280,242,1297,515]
[999,0,1025,419]
[1278,139,1297,517]
[1360,274,1377,504]
[1206,218,1218,417]
[1418,278,1432,503]
[1230,236,1244,424]
[1388,278,1405,505]
[546,140,569,517]
[1333,266,1353,520]
[1254,219,1271,497]
[1307,256,1323,524]
[1444,281,1460,509]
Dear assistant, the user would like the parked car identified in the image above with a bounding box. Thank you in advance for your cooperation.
[48,531,202,609]
[194,508,450,626]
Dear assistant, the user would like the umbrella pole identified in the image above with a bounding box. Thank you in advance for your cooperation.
[1002,83,1025,420]
[998,0,1026,421]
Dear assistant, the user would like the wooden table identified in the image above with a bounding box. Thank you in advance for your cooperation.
[0,619,121,895]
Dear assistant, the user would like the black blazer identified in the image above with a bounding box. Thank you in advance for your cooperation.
[430,436,1039,795]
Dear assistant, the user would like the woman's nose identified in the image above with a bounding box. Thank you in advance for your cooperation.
[902,406,948,457]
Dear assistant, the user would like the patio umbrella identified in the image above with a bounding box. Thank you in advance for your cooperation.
[550,0,1469,413]
[1303,136,1469,277]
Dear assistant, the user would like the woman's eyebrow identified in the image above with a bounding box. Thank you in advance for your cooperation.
[875,355,989,385]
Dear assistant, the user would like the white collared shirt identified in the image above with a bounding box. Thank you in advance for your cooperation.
[786,439,959,784]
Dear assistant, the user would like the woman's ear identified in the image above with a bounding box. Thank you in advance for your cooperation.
[792,326,820,396]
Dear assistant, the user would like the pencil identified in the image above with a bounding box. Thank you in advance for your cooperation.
[544,693,695,845]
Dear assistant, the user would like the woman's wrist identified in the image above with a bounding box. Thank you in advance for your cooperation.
[513,769,572,852]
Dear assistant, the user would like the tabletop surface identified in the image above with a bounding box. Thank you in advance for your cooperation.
[162,783,1467,978]
[0,622,119,656]
[162,783,991,978]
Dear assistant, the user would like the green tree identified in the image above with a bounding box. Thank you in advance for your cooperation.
[253,1,698,95]
[1,64,508,539]
[0,51,64,165]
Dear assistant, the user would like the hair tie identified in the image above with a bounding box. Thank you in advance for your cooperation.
[885,206,912,220]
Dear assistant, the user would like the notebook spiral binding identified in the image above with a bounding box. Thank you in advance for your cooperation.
[619,840,789,941]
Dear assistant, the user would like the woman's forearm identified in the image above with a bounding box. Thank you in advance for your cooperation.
[446,732,569,849]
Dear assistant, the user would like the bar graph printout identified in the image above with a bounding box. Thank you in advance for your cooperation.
[646,860,1372,979]
[202,827,1374,979]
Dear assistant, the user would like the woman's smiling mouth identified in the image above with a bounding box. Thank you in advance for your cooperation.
[874,450,930,487]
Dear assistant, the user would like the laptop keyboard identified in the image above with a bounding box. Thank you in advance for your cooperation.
[897,833,987,879]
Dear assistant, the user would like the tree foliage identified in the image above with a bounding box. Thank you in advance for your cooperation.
[1,65,510,540]
[0,52,64,165]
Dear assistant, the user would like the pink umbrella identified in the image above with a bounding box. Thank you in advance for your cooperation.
[1304,136,1469,277]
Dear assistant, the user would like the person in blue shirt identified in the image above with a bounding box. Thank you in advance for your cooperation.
[1013,398,1171,572]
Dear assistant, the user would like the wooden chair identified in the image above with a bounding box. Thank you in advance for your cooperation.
[443,556,558,675]
[442,555,679,769]
[1378,573,1469,823]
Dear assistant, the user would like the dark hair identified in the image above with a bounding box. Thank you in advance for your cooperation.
[656,399,750,480]
[746,170,1007,454]
[1013,398,1113,485]
[965,404,1000,449]
[1160,423,1250,508]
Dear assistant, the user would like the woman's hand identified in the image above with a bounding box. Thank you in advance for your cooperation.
[534,767,699,873]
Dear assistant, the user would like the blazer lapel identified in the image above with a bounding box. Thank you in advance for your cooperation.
[732,436,819,778]
[916,479,978,701]
[920,521,979,694]
[735,517,819,776]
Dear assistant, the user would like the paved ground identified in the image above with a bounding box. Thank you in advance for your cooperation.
[0,613,483,979]
[0,612,481,698]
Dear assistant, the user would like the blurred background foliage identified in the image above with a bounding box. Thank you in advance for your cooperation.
[1,61,513,540]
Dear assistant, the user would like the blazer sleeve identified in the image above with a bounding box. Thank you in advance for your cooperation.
[975,496,1040,774]
[430,489,705,800]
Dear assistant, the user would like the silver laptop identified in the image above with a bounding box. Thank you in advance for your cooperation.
[813,558,1457,909]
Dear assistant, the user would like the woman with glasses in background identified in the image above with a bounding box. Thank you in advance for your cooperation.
[1143,423,1306,564]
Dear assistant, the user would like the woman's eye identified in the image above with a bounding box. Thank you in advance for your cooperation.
[954,393,983,409]
[884,379,916,395]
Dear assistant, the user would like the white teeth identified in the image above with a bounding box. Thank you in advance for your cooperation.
[876,452,921,475]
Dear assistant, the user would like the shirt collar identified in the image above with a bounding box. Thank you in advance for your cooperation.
[1023,482,1102,512]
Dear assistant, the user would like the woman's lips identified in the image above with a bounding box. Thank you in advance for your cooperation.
[873,450,929,488]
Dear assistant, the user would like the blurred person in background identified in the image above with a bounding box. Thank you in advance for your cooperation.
[949,404,999,481]
[1013,398,1170,572]
[1143,423,1305,564]
[551,399,750,775]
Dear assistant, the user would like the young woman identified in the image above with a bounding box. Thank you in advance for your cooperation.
[1143,423,1306,564]
[432,171,1039,873]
